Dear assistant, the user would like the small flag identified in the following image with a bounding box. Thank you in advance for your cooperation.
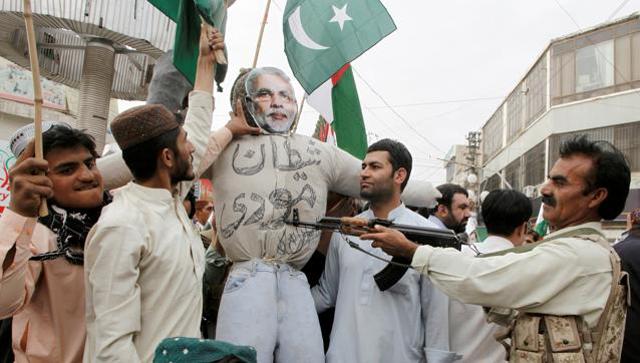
[307,64,367,159]
[283,0,396,94]
[534,203,549,237]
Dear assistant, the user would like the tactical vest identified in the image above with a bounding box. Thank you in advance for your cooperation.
[483,228,630,363]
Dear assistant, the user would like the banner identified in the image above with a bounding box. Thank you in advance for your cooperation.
[0,60,66,110]
[0,140,16,216]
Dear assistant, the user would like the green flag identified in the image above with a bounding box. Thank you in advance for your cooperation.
[283,0,396,94]
[307,64,367,158]
[148,0,228,84]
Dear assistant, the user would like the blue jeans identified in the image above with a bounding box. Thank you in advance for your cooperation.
[216,259,324,363]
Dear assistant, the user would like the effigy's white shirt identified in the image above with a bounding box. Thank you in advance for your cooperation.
[212,134,442,269]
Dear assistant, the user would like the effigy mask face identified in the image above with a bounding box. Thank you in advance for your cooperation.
[244,67,298,134]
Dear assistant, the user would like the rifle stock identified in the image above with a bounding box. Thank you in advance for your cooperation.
[288,209,462,291]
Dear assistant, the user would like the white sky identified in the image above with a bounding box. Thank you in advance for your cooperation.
[118,0,640,184]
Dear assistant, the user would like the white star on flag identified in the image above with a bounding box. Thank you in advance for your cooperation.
[329,4,352,31]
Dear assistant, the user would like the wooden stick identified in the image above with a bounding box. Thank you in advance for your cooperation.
[291,95,305,134]
[201,19,227,65]
[252,0,272,68]
[22,0,48,217]
[214,0,228,64]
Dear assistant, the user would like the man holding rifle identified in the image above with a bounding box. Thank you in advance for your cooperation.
[311,139,460,362]
[361,136,630,362]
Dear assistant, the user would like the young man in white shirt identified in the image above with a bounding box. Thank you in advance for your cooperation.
[83,27,259,362]
[449,189,532,362]
[312,139,457,363]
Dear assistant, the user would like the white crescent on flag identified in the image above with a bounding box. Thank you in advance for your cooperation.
[288,6,329,50]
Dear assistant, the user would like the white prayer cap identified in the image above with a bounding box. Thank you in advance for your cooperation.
[9,121,68,157]
[402,180,442,209]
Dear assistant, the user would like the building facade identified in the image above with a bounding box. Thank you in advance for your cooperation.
[480,13,640,210]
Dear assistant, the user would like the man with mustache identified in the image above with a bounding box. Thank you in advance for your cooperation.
[362,135,631,362]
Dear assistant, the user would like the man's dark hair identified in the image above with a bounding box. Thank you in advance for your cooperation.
[435,183,468,210]
[43,125,98,158]
[121,128,181,181]
[366,139,412,191]
[559,135,630,220]
[482,189,532,236]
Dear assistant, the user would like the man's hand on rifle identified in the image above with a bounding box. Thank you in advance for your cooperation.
[360,225,419,260]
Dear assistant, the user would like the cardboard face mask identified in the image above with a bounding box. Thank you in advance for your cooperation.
[244,67,298,134]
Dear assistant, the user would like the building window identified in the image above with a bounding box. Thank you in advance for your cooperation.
[575,39,614,93]
[506,85,524,140]
[525,58,547,126]
[482,108,503,161]
[523,142,545,187]
[505,157,522,191]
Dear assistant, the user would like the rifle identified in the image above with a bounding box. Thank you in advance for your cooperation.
[287,209,462,291]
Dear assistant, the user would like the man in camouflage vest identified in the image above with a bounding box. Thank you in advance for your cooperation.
[361,135,631,362]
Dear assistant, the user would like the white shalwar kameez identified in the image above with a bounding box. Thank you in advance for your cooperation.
[312,204,461,363]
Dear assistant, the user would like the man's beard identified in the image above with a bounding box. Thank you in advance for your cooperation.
[443,213,467,233]
[360,183,394,204]
[171,156,195,185]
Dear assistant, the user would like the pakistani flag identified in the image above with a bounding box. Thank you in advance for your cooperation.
[149,0,229,84]
[283,0,396,94]
[307,64,367,159]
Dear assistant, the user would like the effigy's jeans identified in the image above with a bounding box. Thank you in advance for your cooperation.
[216,259,324,363]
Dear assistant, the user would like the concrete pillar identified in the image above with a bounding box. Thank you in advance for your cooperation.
[77,40,115,154]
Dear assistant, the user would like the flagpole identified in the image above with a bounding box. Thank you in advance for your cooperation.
[23,0,48,217]
[291,96,305,133]
[252,0,272,67]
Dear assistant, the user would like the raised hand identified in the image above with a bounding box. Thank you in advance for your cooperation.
[8,141,53,217]
[199,25,224,64]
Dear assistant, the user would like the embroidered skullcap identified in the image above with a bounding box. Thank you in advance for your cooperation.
[9,121,69,157]
[110,104,179,150]
[153,337,256,363]
[230,68,257,127]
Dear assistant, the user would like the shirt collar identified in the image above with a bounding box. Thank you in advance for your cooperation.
[546,221,603,239]
[360,203,407,220]
[125,182,174,205]
[480,235,514,250]
[428,215,447,230]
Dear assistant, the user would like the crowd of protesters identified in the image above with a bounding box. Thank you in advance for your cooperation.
[0,24,638,363]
